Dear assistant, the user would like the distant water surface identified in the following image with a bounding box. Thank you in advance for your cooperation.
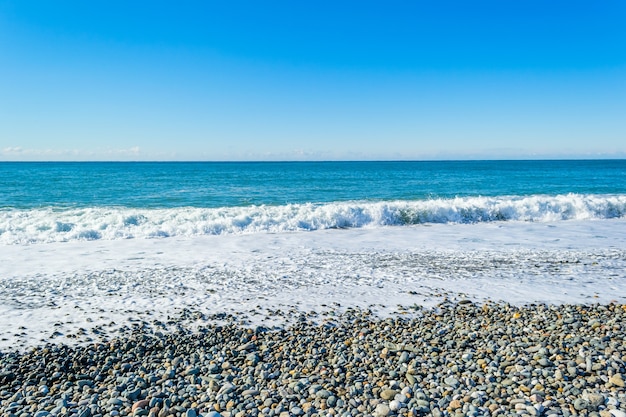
[1,160,625,209]
[0,160,625,244]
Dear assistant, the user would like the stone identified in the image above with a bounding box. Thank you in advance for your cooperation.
[108,398,124,406]
[584,393,605,410]
[406,372,417,385]
[76,380,93,389]
[316,389,332,399]
[609,374,625,388]
[380,389,397,400]
[1,303,625,417]
[374,403,391,417]
[127,387,142,401]
[241,389,260,397]
[574,399,589,411]
[526,405,538,416]
[538,358,551,367]
[501,378,514,387]
[444,377,460,388]
[132,400,150,411]
[449,399,462,410]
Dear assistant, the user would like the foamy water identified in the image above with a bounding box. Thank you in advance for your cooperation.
[2,161,626,350]
[1,194,625,244]
[2,219,625,351]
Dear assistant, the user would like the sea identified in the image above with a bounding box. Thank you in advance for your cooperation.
[2,160,626,242]
[1,160,626,349]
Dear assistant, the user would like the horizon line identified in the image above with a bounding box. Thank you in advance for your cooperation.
[2,157,626,163]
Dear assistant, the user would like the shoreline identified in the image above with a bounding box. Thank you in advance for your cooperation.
[2,222,626,352]
[1,302,625,417]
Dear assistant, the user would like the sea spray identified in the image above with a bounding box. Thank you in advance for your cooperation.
[1,193,625,244]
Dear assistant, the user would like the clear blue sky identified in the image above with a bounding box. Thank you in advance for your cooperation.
[1,1,625,161]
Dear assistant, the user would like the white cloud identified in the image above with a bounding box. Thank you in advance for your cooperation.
[0,146,143,161]
[2,147,24,153]
[101,146,141,156]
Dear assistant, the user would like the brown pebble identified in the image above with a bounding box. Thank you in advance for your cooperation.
[609,374,624,387]
[449,399,462,410]
[132,399,150,411]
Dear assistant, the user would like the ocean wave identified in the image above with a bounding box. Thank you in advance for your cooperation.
[1,194,625,244]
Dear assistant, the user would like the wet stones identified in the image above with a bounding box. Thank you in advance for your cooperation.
[1,302,626,417]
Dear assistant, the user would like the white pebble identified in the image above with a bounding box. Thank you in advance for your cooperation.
[389,400,402,411]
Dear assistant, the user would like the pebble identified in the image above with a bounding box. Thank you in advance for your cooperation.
[374,403,391,417]
[389,399,402,411]
[574,398,589,411]
[380,389,397,400]
[444,376,460,388]
[610,374,625,388]
[132,400,150,411]
[1,303,625,417]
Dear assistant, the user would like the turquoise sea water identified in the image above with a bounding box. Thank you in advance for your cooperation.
[1,160,625,244]
[2,160,626,208]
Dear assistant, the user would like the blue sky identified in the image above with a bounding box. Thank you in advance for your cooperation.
[1,1,625,161]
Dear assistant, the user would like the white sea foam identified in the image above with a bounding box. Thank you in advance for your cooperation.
[1,194,625,245]
[1,219,626,350]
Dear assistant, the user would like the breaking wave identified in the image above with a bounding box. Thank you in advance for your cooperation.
[1,194,625,244]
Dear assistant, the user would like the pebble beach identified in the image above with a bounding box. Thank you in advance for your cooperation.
[1,302,625,417]
[2,162,626,417]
